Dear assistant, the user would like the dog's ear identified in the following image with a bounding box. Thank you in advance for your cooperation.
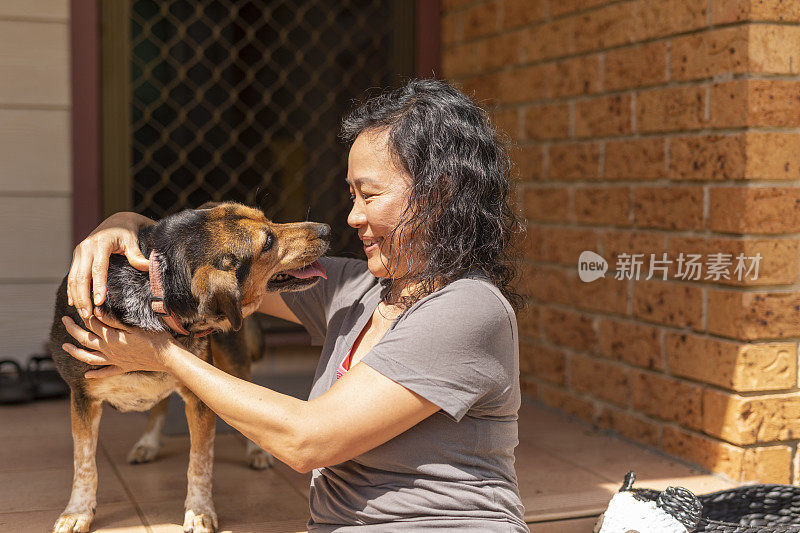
[191,265,243,331]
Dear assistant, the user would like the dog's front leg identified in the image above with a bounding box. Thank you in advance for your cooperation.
[53,393,102,533]
[180,390,217,533]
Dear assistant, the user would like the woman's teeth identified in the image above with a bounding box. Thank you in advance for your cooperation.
[364,238,382,247]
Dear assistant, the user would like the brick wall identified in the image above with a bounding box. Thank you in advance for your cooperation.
[442,0,800,483]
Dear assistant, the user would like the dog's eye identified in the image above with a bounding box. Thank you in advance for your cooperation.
[262,233,274,253]
[216,253,238,271]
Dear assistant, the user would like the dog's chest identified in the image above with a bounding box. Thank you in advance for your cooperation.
[87,372,179,412]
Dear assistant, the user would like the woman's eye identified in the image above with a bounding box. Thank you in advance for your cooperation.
[348,193,356,201]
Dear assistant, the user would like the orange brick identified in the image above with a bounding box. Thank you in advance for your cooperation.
[492,108,519,141]
[571,273,628,315]
[633,186,703,230]
[546,54,603,98]
[542,308,597,351]
[523,103,569,140]
[442,13,460,46]
[574,95,632,138]
[601,229,667,275]
[637,0,709,40]
[671,27,748,81]
[669,135,746,181]
[520,374,538,397]
[574,3,637,52]
[708,187,800,234]
[637,86,707,133]
[666,332,797,391]
[661,426,743,481]
[521,223,544,261]
[548,143,601,180]
[597,407,661,448]
[442,0,476,9]
[605,42,668,91]
[666,236,798,286]
[501,0,547,29]
[516,304,541,339]
[538,383,596,422]
[749,25,800,74]
[630,370,703,430]
[521,342,567,385]
[523,186,570,222]
[707,289,800,340]
[604,138,666,180]
[541,226,599,265]
[668,133,799,182]
[703,389,800,445]
[460,74,499,105]
[510,145,544,181]
[521,17,575,62]
[745,132,800,180]
[570,354,630,407]
[486,32,522,72]
[598,318,664,370]
[496,64,549,103]
[525,264,574,305]
[713,0,800,23]
[461,1,499,40]
[742,446,792,484]
[711,80,800,128]
[549,0,607,17]
[574,186,630,226]
[632,280,703,328]
[442,45,471,78]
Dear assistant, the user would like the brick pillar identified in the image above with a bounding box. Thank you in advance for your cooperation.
[442,0,800,483]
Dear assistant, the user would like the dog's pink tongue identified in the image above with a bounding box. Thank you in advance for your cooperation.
[285,260,327,279]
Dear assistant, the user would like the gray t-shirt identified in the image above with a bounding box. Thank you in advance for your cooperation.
[281,256,528,532]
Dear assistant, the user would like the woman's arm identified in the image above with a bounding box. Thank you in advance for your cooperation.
[256,293,301,324]
[61,314,439,473]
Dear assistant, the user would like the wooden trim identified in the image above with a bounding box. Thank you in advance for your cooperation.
[100,0,131,217]
[415,0,441,78]
[70,0,102,244]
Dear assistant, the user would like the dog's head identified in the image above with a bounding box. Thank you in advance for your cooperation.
[145,202,329,333]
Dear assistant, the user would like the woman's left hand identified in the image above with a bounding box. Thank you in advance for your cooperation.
[61,311,177,378]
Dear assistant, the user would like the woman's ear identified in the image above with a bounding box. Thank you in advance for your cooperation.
[191,265,243,331]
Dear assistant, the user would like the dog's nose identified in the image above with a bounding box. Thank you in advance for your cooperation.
[317,224,331,242]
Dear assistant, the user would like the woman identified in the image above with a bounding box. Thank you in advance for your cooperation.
[62,79,529,531]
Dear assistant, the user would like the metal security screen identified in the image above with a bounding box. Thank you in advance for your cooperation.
[102,0,414,255]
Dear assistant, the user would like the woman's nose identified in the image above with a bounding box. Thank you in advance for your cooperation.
[347,203,366,228]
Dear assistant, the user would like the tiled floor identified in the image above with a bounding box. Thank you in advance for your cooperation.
[1,363,734,532]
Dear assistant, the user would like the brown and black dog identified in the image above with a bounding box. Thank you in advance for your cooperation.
[49,202,329,533]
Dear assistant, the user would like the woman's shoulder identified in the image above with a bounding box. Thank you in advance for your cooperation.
[407,275,516,335]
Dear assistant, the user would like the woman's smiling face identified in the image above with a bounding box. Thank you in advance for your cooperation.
[346,128,413,279]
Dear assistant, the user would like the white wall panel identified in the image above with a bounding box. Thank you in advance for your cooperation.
[0,109,70,193]
[0,282,61,362]
[0,196,71,279]
[0,20,69,106]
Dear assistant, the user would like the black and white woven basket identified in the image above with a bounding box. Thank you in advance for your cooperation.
[595,471,800,533]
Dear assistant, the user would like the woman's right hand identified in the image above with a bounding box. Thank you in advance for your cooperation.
[67,212,155,318]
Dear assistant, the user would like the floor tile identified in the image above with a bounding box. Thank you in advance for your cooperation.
[0,502,146,532]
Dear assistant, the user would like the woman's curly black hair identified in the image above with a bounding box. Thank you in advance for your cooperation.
[341,78,524,311]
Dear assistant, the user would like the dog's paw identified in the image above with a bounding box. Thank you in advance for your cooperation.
[247,447,274,470]
[52,511,93,533]
[183,508,218,533]
[127,441,160,464]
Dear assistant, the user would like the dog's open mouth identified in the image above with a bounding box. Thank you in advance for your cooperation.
[266,260,327,291]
